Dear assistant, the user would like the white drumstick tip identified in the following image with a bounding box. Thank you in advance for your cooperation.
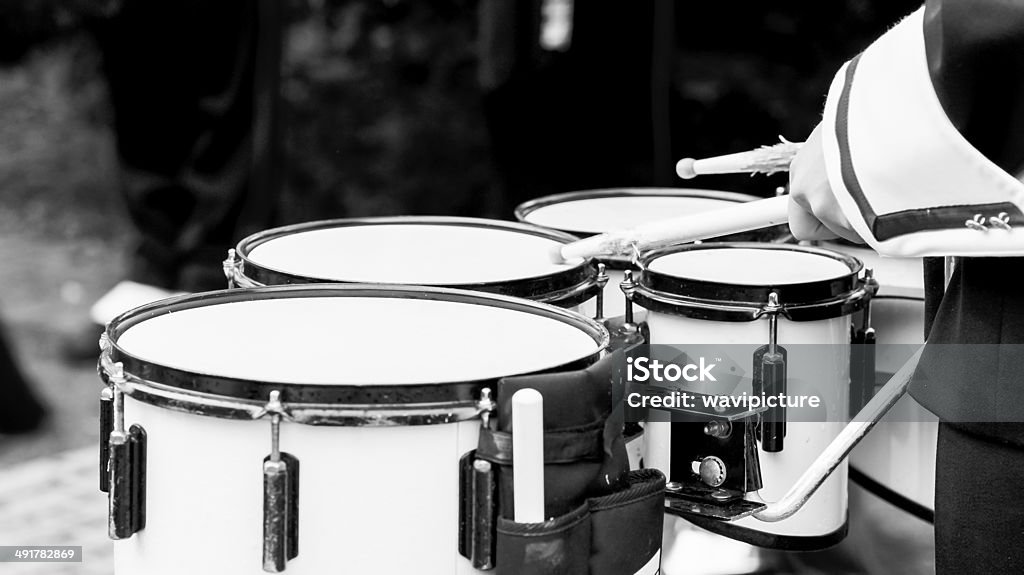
[547,244,568,264]
[512,388,545,523]
[675,157,697,180]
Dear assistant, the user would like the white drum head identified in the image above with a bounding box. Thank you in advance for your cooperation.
[522,193,748,234]
[246,223,580,285]
[117,296,600,385]
[648,248,853,285]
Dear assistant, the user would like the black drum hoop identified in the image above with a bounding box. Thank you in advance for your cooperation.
[634,243,869,322]
[102,285,609,422]
[231,216,598,306]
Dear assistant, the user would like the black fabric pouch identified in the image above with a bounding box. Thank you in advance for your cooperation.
[588,469,666,575]
[495,503,592,575]
[476,352,631,519]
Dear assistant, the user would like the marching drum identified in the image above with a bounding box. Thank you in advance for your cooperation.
[631,243,872,549]
[827,243,938,517]
[223,216,601,313]
[515,188,791,318]
[97,285,609,575]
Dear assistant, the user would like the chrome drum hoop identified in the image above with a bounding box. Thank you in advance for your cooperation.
[226,216,600,305]
[99,284,610,425]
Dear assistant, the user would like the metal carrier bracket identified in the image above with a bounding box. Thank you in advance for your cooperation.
[611,269,651,348]
[664,417,766,521]
[593,263,609,321]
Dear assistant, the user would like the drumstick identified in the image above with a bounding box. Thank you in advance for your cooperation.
[512,388,545,523]
[550,194,791,263]
[675,139,803,179]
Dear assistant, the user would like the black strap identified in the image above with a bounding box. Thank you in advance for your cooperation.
[476,425,606,465]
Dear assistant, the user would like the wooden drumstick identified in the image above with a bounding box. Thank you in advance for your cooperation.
[512,388,545,523]
[550,194,791,263]
[676,139,803,180]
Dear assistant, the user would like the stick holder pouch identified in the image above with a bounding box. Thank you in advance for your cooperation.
[493,469,666,575]
[462,350,666,573]
[587,469,666,575]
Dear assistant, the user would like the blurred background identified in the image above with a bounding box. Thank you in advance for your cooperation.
[0,1,929,573]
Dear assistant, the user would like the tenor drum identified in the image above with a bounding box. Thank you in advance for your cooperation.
[634,243,871,547]
[98,285,608,575]
[827,243,938,517]
[515,188,790,318]
[224,216,600,312]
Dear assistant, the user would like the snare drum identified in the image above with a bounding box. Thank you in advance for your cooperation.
[98,285,608,575]
[224,217,600,312]
[515,188,791,318]
[633,243,870,547]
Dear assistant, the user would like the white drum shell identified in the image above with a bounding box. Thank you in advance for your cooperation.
[116,399,484,575]
[850,296,937,512]
[824,243,937,513]
[645,311,852,539]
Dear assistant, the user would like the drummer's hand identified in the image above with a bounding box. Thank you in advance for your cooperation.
[787,124,865,243]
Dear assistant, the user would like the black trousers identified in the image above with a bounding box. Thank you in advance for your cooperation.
[936,423,1024,573]
[94,0,273,292]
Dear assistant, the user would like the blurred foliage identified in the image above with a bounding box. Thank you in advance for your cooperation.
[279,0,498,223]
[0,0,120,63]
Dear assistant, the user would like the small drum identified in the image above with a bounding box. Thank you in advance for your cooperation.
[826,243,937,517]
[98,285,608,575]
[634,243,871,547]
[224,216,600,312]
[515,188,791,318]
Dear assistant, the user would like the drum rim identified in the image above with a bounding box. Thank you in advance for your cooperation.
[514,187,762,231]
[101,284,610,423]
[633,242,869,322]
[514,188,790,268]
[231,216,598,306]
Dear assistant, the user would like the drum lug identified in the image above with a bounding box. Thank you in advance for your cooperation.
[107,377,147,540]
[99,330,115,493]
[593,263,609,321]
[477,387,495,430]
[260,391,300,573]
[459,451,497,570]
[223,248,241,288]
[755,292,787,453]
[99,386,113,493]
[850,268,879,416]
[458,389,498,569]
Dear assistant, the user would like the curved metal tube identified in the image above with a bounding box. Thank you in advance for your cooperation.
[752,344,924,522]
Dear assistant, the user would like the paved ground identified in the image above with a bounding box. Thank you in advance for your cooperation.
[0,42,124,574]
[0,447,111,575]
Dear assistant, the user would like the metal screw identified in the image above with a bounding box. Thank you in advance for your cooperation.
[710,489,732,501]
[704,420,732,438]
